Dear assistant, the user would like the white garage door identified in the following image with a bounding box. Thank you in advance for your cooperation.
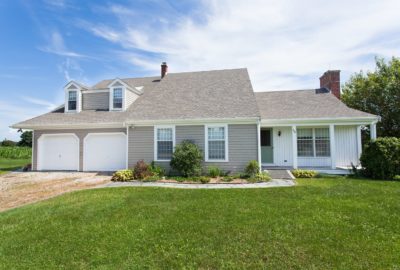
[38,134,79,171]
[83,133,126,171]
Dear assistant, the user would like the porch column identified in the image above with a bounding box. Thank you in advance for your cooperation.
[370,123,377,141]
[329,124,336,169]
[357,125,362,160]
[257,120,261,171]
[292,125,298,169]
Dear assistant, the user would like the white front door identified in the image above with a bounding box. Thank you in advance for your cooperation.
[83,133,126,171]
[38,134,79,171]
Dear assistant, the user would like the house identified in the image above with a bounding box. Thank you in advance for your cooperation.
[12,63,379,173]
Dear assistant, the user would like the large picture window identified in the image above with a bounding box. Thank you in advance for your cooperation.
[297,128,330,157]
[155,126,175,161]
[206,125,228,161]
[68,91,77,111]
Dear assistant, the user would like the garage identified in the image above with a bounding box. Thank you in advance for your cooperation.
[83,133,127,171]
[38,134,79,171]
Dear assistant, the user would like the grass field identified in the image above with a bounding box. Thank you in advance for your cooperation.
[0,146,31,159]
[0,178,399,269]
[0,158,31,175]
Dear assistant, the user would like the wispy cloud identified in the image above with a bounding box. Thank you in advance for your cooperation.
[39,31,86,58]
[82,0,400,90]
[21,96,57,111]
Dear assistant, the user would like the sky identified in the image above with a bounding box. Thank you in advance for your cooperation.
[0,0,399,141]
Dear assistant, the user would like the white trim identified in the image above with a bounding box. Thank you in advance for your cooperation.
[31,130,35,169]
[257,120,261,171]
[107,78,143,95]
[109,86,125,111]
[13,123,125,130]
[204,124,229,162]
[154,125,176,162]
[37,133,80,171]
[82,132,127,171]
[128,118,258,126]
[126,126,129,169]
[261,117,379,126]
[291,125,298,169]
[370,123,377,140]
[82,89,109,94]
[329,124,336,169]
[64,82,82,113]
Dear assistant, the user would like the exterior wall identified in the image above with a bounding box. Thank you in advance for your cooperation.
[33,128,126,171]
[335,125,358,167]
[125,90,140,108]
[298,157,331,167]
[82,92,109,110]
[272,127,293,166]
[128,124,258,173]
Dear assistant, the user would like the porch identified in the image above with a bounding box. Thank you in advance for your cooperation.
[257,121,377,172]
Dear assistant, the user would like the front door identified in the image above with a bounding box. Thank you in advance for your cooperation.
[261,129,273,164]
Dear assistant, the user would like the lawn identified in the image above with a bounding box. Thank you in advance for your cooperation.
[0,158,30,175]
[0,178,399,269]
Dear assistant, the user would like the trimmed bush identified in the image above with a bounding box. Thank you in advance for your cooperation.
[170,140,203,177]
[111,169,134,182]
[292,169,318,178]
[208,166,222,177]
[245,160,259,177]
[133,160,153,180]
[360,137,400,180]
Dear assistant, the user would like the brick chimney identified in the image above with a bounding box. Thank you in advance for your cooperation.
[161,62,168,78]
[320,70,341,99]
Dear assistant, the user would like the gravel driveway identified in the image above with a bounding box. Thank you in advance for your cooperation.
[0,172,111,212]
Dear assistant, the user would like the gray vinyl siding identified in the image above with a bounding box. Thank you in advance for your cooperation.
[82,92,109,110]
[128,124,257,173]
[32,128,125,171]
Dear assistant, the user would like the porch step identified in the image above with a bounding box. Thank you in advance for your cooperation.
[263,169,294,180]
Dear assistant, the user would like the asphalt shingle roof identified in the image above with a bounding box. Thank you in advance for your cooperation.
[255,89,377,120]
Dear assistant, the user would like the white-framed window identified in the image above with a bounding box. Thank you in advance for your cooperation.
[68,91,77,111]
[297,128,330,157]
[205,124,228,162]
[112,87,123,110]
[154,126,175,161]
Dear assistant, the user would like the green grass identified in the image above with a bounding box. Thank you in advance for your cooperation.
[0,158,31,174]
[1,178,399,269]
[0,146,31,159]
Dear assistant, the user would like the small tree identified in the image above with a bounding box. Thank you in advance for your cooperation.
[170,140,203,177]
[1,139,17,147]
[17,131,32,147]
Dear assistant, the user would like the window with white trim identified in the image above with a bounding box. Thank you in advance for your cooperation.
[206,125,227,161]
[112,88,123,109]
[155,127,174,161]
[68,91,77,111]
[297,128,330,157]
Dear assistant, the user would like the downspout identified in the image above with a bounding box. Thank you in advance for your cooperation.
[125,124,129,169]
[257,119,261,172]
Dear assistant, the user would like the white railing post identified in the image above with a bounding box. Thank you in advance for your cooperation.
[329,124,336,169]
[370,123,377,141]
[292,125,298,169]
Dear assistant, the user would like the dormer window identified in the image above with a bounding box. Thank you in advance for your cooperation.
[68,91,77,111]
[112,88,123,109]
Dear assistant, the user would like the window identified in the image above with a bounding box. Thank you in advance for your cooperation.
[112,88,123,109]
[155,126,174,161]
[68,91,77,111]
[206,125,228,161]
[297,128,330,157]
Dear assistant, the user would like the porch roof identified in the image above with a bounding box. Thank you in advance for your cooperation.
[255,89,378,122]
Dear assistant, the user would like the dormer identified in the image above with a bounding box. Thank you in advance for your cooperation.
[64,81,83,113]
[108,78,143,111]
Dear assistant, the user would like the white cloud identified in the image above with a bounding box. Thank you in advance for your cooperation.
[20,96,57,111]
[39,31,86,58]
[83,0,400,90]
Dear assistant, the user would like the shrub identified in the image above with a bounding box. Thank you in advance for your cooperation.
[248,171,271,183]
[170,140,203,177]
[143,174,162,182]
[111,169,134,182]
[393,175,400,181]
[360,137,400,180]
[208,166,222,177]
[133,160,153,180]
[1,139,16,147]
[244,160,259,177]
[292,169,318,178]
[199,176,210,184]
[0,146,32,159]
[150,161,166,177]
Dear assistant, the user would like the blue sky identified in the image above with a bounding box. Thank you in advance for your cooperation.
[1,0,400,141]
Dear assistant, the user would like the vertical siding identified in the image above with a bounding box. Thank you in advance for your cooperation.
[335,125,358,167]
[272,127,293,166]
[298,157,331,167]
[82,92,109,110]
[33,128,125,171]
[128,124,258,173]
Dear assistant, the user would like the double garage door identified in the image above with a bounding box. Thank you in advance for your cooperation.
[38,133,126,171]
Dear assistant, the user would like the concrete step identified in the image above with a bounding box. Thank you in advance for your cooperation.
[263,169,294,180]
